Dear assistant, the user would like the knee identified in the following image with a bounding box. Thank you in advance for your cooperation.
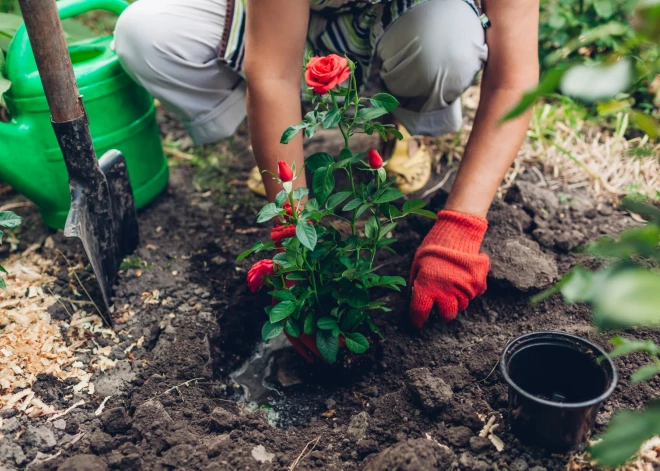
[380,0,487,101]
[114,2,164,80]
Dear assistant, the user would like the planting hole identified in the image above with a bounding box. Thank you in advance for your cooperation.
[225,336,329,427]
[229,336,289,408]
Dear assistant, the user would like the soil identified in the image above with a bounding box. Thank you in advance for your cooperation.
[2,110,659,471]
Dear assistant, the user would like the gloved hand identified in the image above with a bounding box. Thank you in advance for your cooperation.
[409,209,490,328]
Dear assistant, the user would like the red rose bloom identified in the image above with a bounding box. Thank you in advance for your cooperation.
[367,149,383,169]
[247,259,275,293]
[277,161,294,182]
[305,54,351,95]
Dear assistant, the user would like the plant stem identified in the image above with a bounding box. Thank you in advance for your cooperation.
[304,256,321,304]
[330,91,357,235]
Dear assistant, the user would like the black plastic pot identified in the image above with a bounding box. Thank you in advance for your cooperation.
[500,332,617,452]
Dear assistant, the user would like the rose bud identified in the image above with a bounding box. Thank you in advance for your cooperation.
[305,54,351,95]
[277,161,294,182]
[367,149,383,169]
[247,259,275,293]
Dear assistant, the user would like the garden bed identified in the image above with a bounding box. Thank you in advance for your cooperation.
[1,115,659,471]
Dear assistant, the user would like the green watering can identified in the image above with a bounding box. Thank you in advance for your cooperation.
[0,0,169,229]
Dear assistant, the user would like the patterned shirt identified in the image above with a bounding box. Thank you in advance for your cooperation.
[219,0,485,86]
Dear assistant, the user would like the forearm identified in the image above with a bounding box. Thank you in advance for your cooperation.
[246,79,306,200]
[444,84,533,218]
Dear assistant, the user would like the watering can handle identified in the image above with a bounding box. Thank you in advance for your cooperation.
[17,0,82,122]
[10,0,129,58]
[57,0,129,21]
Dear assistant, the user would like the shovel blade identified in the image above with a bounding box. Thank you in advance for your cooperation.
[63,149,139,310]
[54,112,139,312]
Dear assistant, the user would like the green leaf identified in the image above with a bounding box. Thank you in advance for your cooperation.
[316,330,339,363]
[306,152,335,172]
[304,123,320,139]
[296,221,317,251]
[257,203,283,223]
[367,318,384,339]
[343,198,363,212]
[622,199,660,223]
[370,275,406,291]
[630,110,660,140]
[322,108,342,129]
[0,211,21,229]
[501,66,568,122]
[636,2,660,41]
[293,187,309,201]
[262,321,284,341]
[354,107,389,124]
[0,264,6,274]
[403,199,427,213]
[326,191,352,210]
[269,290,296,302]
[592,268,660,329]
[355,204,370,219]
[304,314,317,335]
[609,337,660,359]
[270,301,296,323]
[0,276,5,291]
[377,167,387,182]
[337,148,354,164]
[365,217,378,239]
[374,189,404,204]
[281,124,304,144]
[286,272,307,281]
[285,318,302,337]
[379,222,397,239]
[410,209,438,219]
[631,364,660,384]
[383,204,402,219]
[317,317,339,330]
[346,287,370,308]
[590,401,660,467]
[305,199,320,211]
[275,190,288,207]
[387,129,404,141]
[344,332,369,354]
[236,241,265,262]
[560,266,597,303]
[593,0,614,18]
[341,310,364,331]
[560,60,633,103]
[369,93,399,112]
[312,167,335,205]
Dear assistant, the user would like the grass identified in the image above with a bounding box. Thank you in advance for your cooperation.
[165,136,262,210]
[430,84,660,201]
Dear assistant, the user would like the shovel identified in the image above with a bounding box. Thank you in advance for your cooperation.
[17,0,139,311]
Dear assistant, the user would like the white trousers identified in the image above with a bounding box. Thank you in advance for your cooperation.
[114,0,487,145]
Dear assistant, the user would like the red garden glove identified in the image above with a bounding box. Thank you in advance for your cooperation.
[271,202,297,247]
[409,209,490,328]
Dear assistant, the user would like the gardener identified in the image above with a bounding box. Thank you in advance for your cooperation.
[114,0,539,327]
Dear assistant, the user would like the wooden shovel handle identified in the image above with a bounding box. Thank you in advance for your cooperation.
[17,0,84,122]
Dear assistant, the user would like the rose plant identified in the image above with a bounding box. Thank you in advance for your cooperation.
[238,54,436,363]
